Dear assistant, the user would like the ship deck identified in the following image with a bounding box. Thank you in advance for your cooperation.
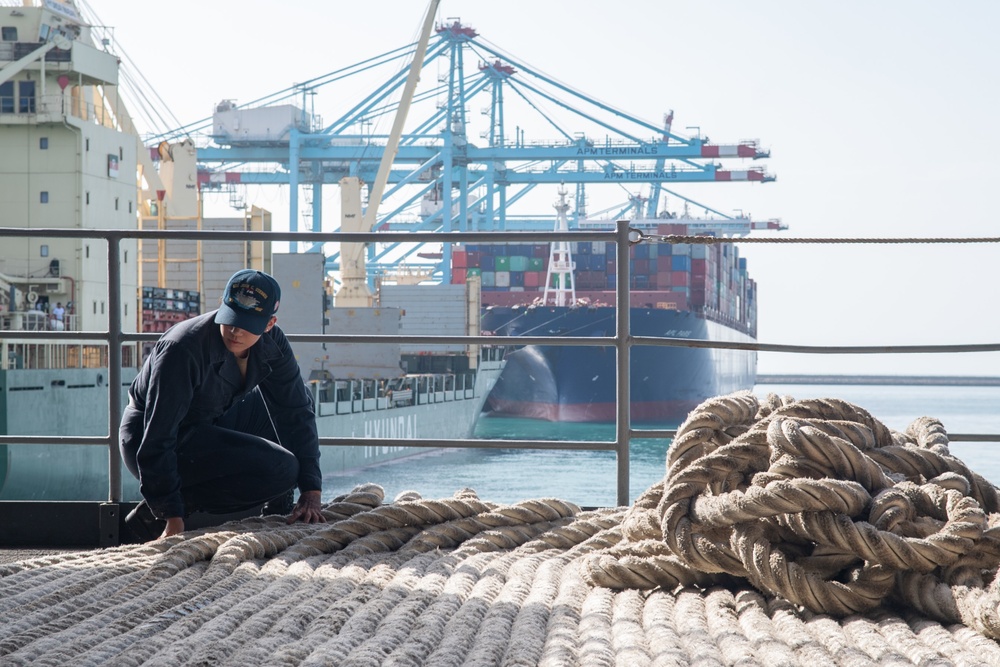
[6,390,1000,665]
[2,483,999,666]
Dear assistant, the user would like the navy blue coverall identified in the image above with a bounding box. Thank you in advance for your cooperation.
[119,311,322,520]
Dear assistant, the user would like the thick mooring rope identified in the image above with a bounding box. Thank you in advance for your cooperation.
[3,394,1000,665]
[582,391,1000,639]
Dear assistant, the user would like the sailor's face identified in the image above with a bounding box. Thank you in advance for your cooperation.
[219,324,261,357]
[218,316,276,356]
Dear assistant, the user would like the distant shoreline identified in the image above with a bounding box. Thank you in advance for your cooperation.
[756,375,1000,387]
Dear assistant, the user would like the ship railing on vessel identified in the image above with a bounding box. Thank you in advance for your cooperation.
[0,310,79,332]
[314,353,502,416]
[0,87,114,125]
[1,222,999,548]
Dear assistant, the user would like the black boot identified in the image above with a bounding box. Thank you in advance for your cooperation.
[124,500,166,543]
[261,488,295,516]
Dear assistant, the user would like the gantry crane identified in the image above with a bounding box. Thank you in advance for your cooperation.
[148,16,780,288]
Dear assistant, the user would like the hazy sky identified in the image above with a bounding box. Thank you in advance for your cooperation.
[90,0,1000,377]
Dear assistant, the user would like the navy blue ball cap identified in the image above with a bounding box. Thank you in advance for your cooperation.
[214,269,281,335]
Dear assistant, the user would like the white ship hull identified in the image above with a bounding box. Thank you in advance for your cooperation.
[0,357,503,501]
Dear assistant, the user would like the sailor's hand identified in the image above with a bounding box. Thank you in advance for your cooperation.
[288,490,326,524]
[161,517,185,538]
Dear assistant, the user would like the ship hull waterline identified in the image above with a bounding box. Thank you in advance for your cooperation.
[481,305,756,425]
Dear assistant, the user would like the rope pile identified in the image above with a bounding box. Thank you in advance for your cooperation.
[2,392,1000,665]
[583,391,1000,639]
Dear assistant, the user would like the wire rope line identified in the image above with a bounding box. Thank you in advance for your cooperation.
[636,231,1000,245]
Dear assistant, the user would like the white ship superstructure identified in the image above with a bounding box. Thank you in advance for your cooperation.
[0,0,138,339]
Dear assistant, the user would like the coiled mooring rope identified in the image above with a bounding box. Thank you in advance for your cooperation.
[582,391,1000,640]
[3,394,1000,665]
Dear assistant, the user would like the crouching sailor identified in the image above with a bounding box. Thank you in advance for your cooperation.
[119,269,325,542]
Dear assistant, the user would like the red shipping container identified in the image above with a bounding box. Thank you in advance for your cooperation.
[468,251,481,267]
[453,250,467,269]
[524,271,541,287]
[656,223,688,235]
[451,268,467,284]
[657,271,673,287]
[691,258,707,274]
[671,271,690,286]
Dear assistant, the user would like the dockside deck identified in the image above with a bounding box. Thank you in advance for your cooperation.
[3,486,999,666]
[5,391,1000,666]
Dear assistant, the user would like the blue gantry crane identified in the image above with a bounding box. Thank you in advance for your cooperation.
[151,18,777,288]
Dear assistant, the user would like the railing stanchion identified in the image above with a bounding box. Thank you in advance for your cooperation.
[107,234,123,503]
[615,220,631,507]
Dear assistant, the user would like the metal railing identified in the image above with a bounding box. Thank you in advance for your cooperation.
[0,91,115,125]
[1,221,999,514]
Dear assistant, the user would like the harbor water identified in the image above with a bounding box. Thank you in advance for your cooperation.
[321,383,1000,508]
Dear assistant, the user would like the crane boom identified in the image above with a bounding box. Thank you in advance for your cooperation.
[0,34,70,86]
[336,0,441,307]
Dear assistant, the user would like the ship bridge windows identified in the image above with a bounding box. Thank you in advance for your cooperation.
[18,81,35,113]
[0,81,37,114]
[0,82,12,113]
[1,27,16,41]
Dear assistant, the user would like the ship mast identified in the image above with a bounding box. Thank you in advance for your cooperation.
[542,188,576,307]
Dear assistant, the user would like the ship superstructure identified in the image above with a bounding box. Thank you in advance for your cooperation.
[0,0,137,343]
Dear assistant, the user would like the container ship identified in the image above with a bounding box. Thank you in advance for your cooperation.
[457,214,780,424]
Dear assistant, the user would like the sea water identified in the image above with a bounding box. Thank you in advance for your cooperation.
[321,384,1000,507]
